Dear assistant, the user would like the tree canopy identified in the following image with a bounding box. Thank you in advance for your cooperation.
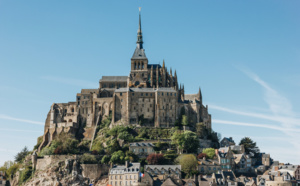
[146,153,165,165]
[171,130,199,153]
[239,137,260,155]
[15,146,29,163]
[176,154,197,177]
[202,148,216,159]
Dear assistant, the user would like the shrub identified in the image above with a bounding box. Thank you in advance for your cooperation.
[6,163,20,178]
[20,165,32,184]
[146,154,165,165]
[80,153,97,164]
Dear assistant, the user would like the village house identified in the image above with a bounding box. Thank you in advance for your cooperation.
[108,162,141,186]
[198,157,222,174]
[129,142,155,157]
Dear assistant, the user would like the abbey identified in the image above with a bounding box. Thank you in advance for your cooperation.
[38,11,211,150]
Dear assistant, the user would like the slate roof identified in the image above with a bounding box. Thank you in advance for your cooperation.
[110,163,140,174]
[145,165,181,171]
[279,165,299,172]
[129,142,155,147]
[223,171,236,181]
[100,76,128,82]
[161,177,177,186]
[132,47,147,59]
[198,159,220,166]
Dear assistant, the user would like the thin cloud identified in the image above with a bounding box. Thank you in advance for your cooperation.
[213,119,300,133]
[209,105,300,126]
[0,114,44,125]
[41,76,98,88]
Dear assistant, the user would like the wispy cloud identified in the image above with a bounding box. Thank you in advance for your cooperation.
[41,76,98,88]
[0,114,44,125]
[213,119,300,133]
[211,68,300,163]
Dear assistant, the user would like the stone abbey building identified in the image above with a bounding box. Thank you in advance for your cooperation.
[39,11,211,150]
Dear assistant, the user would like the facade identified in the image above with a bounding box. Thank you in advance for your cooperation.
[234,154,252,172]
[129,143,155,156]
[38,9,212,151]
[262,154,271,167]
[198,158,222,174]
[108,162,141,186]
[216,147,235,171]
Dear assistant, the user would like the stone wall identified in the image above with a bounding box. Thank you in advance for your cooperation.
[36,155,78,170]
[81,164,109,180]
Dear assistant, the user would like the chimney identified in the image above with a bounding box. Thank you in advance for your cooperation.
[125,160,129,168]
[274,166,279,171]
[203,156,206,161]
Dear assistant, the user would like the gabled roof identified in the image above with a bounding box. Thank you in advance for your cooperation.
[145,165,181,171]
[161,177,177,186]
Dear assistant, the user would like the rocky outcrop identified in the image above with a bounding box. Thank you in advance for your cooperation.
[10,155,109,186]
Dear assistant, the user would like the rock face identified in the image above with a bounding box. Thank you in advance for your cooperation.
[10,155,109,186]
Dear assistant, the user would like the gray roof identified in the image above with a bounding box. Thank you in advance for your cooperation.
[132,47,147,59]
[145,165,181,171]
[129,142,154,147]
[100,76,128,82]
[278,165,299,171]
[110,163,140,174]
[230,145,243,151]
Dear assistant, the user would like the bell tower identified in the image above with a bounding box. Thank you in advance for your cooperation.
[129,7,149,88]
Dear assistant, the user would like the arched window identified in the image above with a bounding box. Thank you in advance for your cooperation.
[142,63,144,69]
[138,63,140,69]
[68,119,72,122]
[134,62,137,69]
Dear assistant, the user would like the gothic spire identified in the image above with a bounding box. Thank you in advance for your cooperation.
[137,7,143,49]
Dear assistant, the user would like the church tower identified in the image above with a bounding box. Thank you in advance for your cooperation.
[129,8,149,88]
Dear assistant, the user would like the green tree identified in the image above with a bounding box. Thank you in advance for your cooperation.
[101,155,110,164]
[176,154,197,177]
[110,150,125,164]
[239,137,260,155]
[15,146,29,163]
[182,115,189,126]
[171,130,199,153]
[202,148,215,159]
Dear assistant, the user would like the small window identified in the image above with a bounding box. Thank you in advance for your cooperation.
[120,93,123,96]
[175,93,176,96]
[150,93,152,96]
[141,93,143,96]
[132,93,134,96]
[170,93,172,96]
[146,93,148,96]
[121,105,122,108]
[167,92,169,96]
[162,92,164,96]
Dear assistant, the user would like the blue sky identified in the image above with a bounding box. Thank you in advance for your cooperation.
[0,0,299,165]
